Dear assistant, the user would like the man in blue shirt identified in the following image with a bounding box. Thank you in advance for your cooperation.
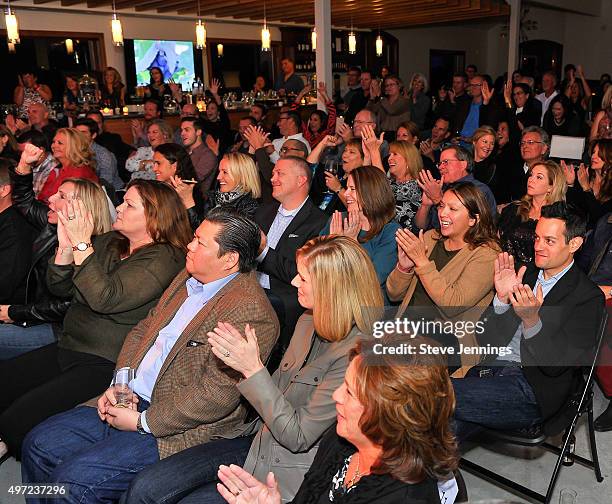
[21,208,280,503]
[274,58,304,96]
[452,202,605,441]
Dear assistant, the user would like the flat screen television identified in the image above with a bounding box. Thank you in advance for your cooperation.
[124,39,201,94]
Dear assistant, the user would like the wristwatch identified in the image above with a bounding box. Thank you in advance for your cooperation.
[72,242,93,252]
[136,413,147,435]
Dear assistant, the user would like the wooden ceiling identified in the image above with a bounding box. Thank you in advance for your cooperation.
[24,0,510,29]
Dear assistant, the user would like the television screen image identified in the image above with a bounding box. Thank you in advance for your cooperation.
[133,39,195,88]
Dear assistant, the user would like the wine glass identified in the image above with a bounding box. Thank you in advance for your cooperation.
[323,159,340,195]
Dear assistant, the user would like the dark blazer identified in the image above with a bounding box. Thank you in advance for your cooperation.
[290,427,441,504]
[481,263,604,432]
[7,171,70,326]
[0,206,36,305]
[451,99,501,136]
[254,198,328,328]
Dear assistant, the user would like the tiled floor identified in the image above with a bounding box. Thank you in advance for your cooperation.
[1,388,611,503]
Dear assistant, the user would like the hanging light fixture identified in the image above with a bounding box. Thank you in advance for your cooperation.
[375,35,383,57]
[217,43,224,58]
[5,1,20,45]
[110,0,123,47]
[195,0,206,50]
[311,28,316,51]
[261,1,271,52]
[65,38,74,55]
[348,31,356,55]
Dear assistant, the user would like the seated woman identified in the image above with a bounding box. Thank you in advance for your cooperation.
[387,182,499,370]
[565,138,612,228]
[216,335,458,504]
[62,75,80,116]
[471,125,497,186]
[499,160,566,265]
[396,120,420,145]
[542,95,581,137]
[120,235,384,504]
[100,66,126,109]
[321,165,399,291]
[156,147,260,230]
[125,119,174,181]
[37,128,99,204]
[0,179,192,461]
[365,138,422,231]
[291,82,337,149]
[0,145,113,360]
[0,125,20,162]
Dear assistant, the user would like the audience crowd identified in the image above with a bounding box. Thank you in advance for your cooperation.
[0,59,611,504]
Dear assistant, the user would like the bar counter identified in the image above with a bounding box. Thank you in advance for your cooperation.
[104,103,316,145]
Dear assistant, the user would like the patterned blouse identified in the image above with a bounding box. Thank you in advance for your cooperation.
[328,454,359,501]
[389,176,422,231]
[125,146,156,180]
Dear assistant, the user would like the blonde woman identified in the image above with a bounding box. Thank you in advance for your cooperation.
[121,235,385,504]
[100,66,126,108]
[37,128,98,204]
[498,160,567,265]
[471,125,497,185]
[388,141,424,230]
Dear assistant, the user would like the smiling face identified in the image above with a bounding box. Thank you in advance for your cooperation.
[344,174,360,213]
[388,150,409,180]
[533,217,581,276]
[333,357,367,446]
[147,124,166,148]
[396,127,416,144]
[342,145,363,172]
[291,256,315,309]
[497,122,510,147]
[206,101,219,121]
[526,164,553,199]
[47,181,77,224]
[152,151,177,182]
[383,77,401,99]
[51,131,68,164]
[113,186,150,240]
[452,76,466,95]
[144,101,160,121]
[438,149,468,183]
[591,145,604,170]
[512,86,529,108]
[521,131,548,163]
[180,121,200,148]
[551,102,565,121]
[217,158,238,192]
[437,190,476,242]
[308,113,322,133]
[66,76,78,92]
[431,119,450,144]
[473,134,495,162]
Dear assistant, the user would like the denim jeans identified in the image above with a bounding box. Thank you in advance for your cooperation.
[0,323,56,360]
[121,435,254,504]
[451,361,543,442]
[21,402,159,504]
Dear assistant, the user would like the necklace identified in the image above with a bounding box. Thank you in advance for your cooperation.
[345,453,362,488]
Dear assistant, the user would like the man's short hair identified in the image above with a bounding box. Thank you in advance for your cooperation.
[564,64,576,74]
[522,125,551,148]
[251,103,267,116]
[74,118,99,136]
[180,116,203,132]
[283,139,309,159]
[453,72,468,81]
[282,155,312,186]
[442,145,474,173]
[540,202,587,243]
[0,158,16,186]
[348,66,361,75]
[16,129,49,152]
[286,111,302,131]
[241,116,258,127]
[542,70,558,82]
[204,207,261,273]
[87,111,105,124]
[281,57,295,64]
[144,98,161,113]
[466,64,478,72]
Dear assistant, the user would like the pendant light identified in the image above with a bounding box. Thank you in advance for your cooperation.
[217,43,224,58]
[65,38,74,55]
[311,28,316,51]
[348,18,356,55]
[111,0,124,47]
[375,35,383,57]
[261,1,271,52]
[195,0,206,50]
[5,0,20,45]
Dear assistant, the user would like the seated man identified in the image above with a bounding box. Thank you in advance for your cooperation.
[21,208,280,502]
[132,98,162,147]
[231,116,258,154]
[452,202,605,441]
[74,118,124,191]
[414,145,496,231]
[254,156,327,365]
[27,103,58,147]
[180,116,218,193]
[270,111,310,164]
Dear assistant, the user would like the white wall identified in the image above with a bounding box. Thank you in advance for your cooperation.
[11,4,282,83]
[388,24,489,86]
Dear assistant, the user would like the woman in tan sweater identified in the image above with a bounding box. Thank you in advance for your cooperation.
[386,182,500,370]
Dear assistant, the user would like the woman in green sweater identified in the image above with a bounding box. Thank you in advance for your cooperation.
[0,179,192,462]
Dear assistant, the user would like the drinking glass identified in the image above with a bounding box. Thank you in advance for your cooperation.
[113,367,136,408]
[323,159,340,195]
[559,488,577,504]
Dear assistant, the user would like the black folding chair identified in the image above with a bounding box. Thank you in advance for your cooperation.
[460,312,608,503]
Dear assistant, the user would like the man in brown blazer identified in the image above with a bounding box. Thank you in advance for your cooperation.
[20,208,279,504]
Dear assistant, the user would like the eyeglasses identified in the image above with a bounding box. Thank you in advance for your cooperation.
[436,158,459,167]
[520,140,544,147]
[354,120,375,125]
[469,83,483,87]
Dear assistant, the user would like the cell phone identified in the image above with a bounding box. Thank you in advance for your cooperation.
[335,116,345,134]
